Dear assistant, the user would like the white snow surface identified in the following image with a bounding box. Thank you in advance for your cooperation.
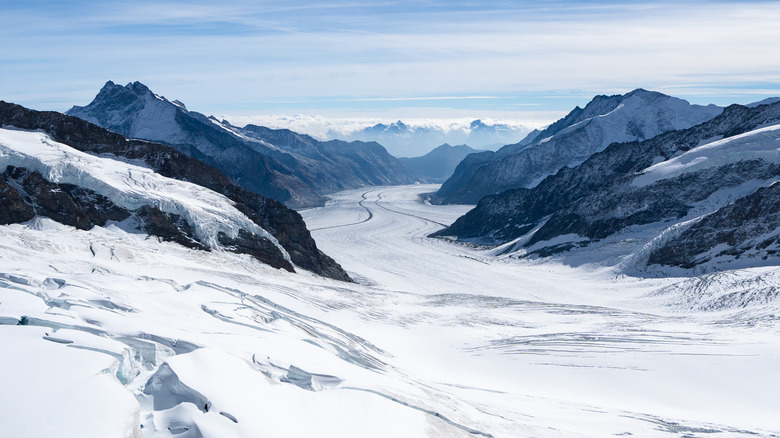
[634,123,780,187]
[0,128,287,257]
[2,184,780,437]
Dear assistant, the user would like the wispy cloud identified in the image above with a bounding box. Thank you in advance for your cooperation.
[2,1,780,117]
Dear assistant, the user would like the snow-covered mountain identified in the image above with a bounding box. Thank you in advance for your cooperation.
[67,81,419,208]
[397,144,484,182]
[434,99,780,273]
[334,119,533,158]
[0,101,350,281]
[431,89,723,204]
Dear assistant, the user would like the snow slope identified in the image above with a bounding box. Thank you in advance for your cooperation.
[0,128,286,258]
[633,123,780,187]
[1,184,780,437]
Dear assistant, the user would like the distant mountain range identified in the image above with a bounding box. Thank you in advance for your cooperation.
[398,144,484,182]
[67,81,419,208]
[0,101,351,281]
[433,98,780,273]
[332,119,534,158]
[430,89,723,204]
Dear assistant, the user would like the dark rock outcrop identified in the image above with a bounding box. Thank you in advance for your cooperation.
[135,206,207,251]
[2,166,130,230]
[648,183,780,268]
[0,100,350,281]
[218,229,294,272]
[0,173,35,225]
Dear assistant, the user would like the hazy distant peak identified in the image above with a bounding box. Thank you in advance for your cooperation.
[748,97,780,108]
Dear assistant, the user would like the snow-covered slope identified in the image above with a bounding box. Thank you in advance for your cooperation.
[0,100,351,281]
[432,89,722,204]
[633,124,780,187]
[0,128,284,253]
[0,128,298,272]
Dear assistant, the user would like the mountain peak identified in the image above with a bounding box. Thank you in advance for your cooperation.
[622,88,671,103]
[126,81,152,94]
[100,80,117,89]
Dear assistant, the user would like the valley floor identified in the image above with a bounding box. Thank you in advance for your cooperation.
[1,184,779,437]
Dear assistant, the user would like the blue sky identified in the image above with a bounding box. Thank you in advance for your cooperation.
[2,0,780,125]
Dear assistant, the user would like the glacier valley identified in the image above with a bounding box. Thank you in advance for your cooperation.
[1,182,779,437]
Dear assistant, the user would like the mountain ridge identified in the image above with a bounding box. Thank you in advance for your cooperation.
[68,81,419,208]
[331,118,533,157]
[431,89,723,204]
[433,99,780,273]
[397,143,483,182]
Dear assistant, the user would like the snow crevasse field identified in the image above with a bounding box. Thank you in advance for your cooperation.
[0,128,779,437]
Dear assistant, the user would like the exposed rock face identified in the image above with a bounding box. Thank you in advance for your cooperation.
[0,101,350,281]
[67,81,418,208]
[398,144,483,183]
[218,229,294,273]
[135,206,207,251]
[0,172,35,225]
[431,89,723,205]
[2,166,130,230]
[434,100,780,271]
[647,183,780,269]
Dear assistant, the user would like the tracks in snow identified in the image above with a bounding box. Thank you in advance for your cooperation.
[310,188,448,232]
[309,191,375,231]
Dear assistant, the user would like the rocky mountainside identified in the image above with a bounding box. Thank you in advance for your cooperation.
[67,81,418,208]
[431,89,723,204]
[434,100,780,272]
[397,144,482,182]
[0,101,351,282]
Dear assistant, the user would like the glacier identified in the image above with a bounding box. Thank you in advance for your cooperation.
[1,177,779,436]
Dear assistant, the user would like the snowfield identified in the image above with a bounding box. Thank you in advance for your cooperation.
[2,181,780,437]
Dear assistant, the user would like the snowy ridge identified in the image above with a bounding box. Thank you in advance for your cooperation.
[68,81,420,208]
[0,128,288,260]
[220,114,540,157]
[634,123,780,187]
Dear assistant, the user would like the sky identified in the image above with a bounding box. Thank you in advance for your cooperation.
[2,0,780,130]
